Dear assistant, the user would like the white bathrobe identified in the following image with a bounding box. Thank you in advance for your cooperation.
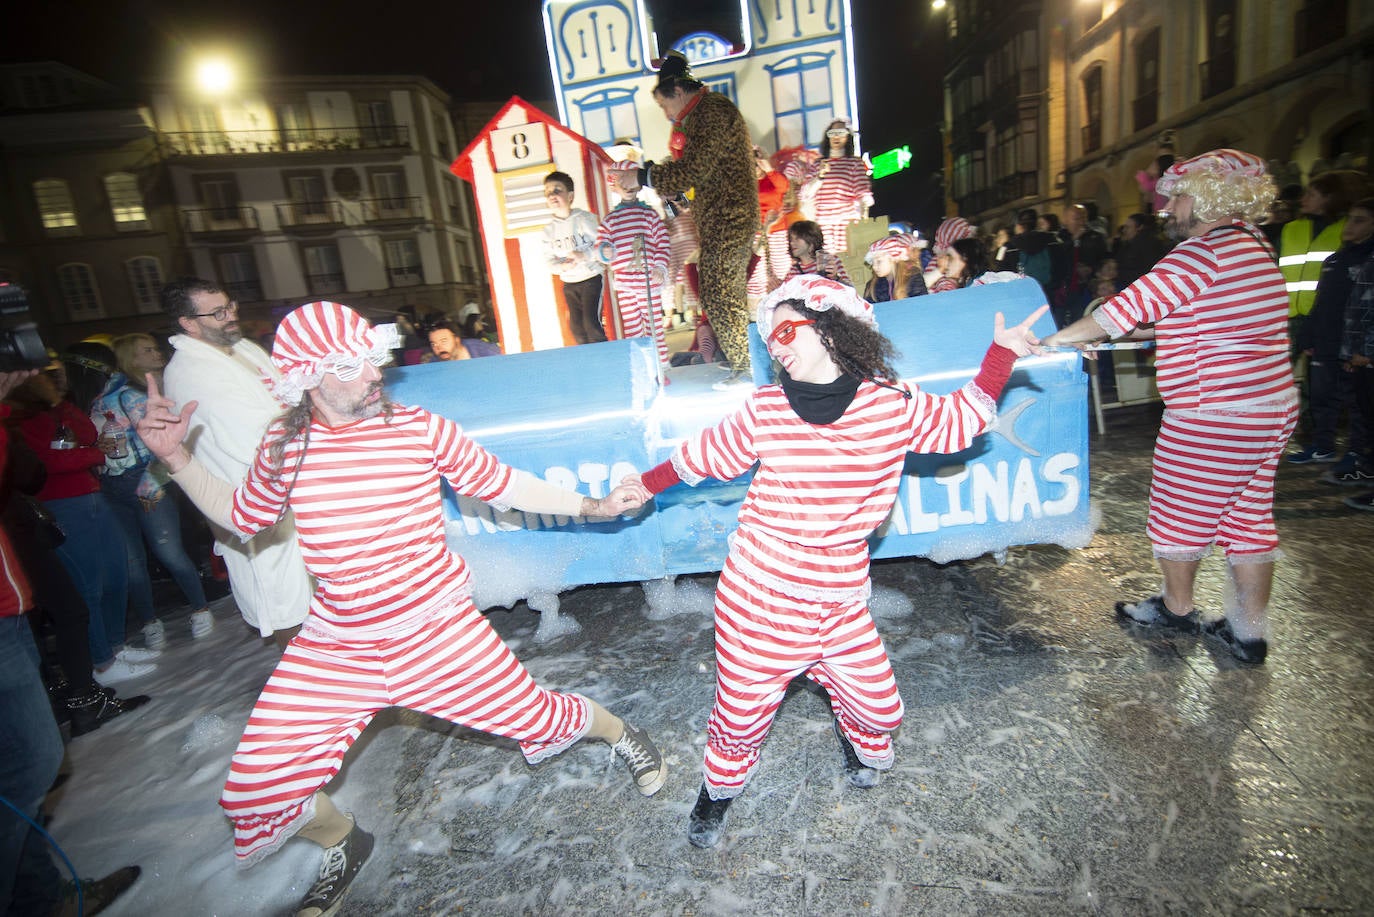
[164,335,312,635]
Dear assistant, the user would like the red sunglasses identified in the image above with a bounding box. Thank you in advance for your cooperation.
[768,319,815,346]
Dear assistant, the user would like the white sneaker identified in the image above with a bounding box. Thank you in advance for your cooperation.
[190,609,214,639]
[94,657,156,686]
[117,645,161,662]
[142,619,166,650]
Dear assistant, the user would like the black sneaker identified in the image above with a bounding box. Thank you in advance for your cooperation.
[66,690,151,737]
[1342,489,1374,511]
[52,865,140,917]
[833,719,879,789]
[1286,446,1337,465]
[611,722,667,796]
[1323,464,1374,486]
[1114,595,1200,633]
[688,784,732,849]
[296,820,374,917]
[1202,618,1268,664]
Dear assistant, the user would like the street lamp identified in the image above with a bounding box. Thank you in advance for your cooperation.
[931,0,947,10]
[194,57,236,95]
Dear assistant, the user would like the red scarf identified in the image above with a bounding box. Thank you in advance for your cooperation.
[668,89,707,160]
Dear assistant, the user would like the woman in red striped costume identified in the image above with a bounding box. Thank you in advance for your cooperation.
[631,276,1047,848]
[1043,150,1297,666]
[138,301,664,917]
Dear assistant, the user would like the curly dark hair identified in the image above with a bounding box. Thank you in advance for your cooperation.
[778,299,901,384]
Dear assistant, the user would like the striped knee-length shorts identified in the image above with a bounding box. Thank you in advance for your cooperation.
[221,604,590,865]
[1147,402,1298,561]
[702,554,904,800]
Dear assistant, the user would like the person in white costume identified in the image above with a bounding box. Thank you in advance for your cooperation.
[160,277,311,647]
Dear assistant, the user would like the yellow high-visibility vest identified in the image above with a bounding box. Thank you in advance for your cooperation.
[1280,217,1345,317]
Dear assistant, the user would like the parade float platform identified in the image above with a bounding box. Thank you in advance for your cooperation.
[385,278,1090,600]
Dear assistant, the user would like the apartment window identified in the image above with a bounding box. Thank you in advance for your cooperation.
[1081,66,1103,154]
[433,113,451,160]
[34,179,79,234]
[372,171,408,210]
[215,250,262,302]
[278,102,310,147]
[384,238,423,287]
[1202,0,1237,99]
[767,53,834,151]
[57,263,101,314]
[105,173,148,228]
[125,256,164,312]
[302,244,345,296]
[1133,29,1161,132]
[574,88,641,147]
[444,179,461,223]
[1295,0,1348,57]
[287,173,328,216]
[358,99,397,145]
[455,239,476,284]
[195,175,240,220]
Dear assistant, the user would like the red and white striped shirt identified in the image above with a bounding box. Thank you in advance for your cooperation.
[230,406,514,639]
[672,378,997,600]
[810,157,873,222]
[1095,221,1294,410]
[596,201,670,279]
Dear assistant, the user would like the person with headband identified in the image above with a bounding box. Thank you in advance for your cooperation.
[626,275,1047,848]
[613,50,758,388]
[1043,149,1297,665]
[137,301,666,917]
[802,118,873,255]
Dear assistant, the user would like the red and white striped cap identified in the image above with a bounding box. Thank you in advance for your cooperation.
[270,301,399,405]
[1155,148,1268,197]
[865,235,910,264]
[757,275,876,342]
[933,217,976,254]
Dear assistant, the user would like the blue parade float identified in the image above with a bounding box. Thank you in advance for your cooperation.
[385,278,1090,602]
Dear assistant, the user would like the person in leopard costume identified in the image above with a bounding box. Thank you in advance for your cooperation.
[615,51,759,384]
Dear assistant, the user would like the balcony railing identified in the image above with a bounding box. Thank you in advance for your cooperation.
[1199,56,1235,100]
[307,272,346,296]
[162,125,411,157]
[1081,121,1102,155]
[361,196,425,222]
[223,280,263,302]
[1132,90,1159,134]
[387,266,424,287]
[387,265,423,287]
[275,200,345,229]
[181,206,259,234]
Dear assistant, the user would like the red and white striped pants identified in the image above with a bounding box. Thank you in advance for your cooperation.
[703,553,904,799]
[220,604,590,864]
[612,275,669,368]
[1147,402,1298,561]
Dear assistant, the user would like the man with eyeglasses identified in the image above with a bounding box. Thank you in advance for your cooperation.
[160,277,311,647]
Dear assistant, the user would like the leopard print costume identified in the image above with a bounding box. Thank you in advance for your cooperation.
[647,91,759,371]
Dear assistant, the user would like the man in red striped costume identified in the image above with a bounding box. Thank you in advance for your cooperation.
[630,276,1047,848]
[1043,150,1297,666]
[137,302,664,917]
[595,179,671,370]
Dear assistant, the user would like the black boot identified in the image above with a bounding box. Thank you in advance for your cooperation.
[66,689,151,737]
[688,784,732,849]
[833,719,880,788]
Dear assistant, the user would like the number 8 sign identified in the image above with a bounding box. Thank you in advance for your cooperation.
[491,123,552,172]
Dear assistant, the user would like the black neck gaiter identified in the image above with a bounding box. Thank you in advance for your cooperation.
[779,369,861,425]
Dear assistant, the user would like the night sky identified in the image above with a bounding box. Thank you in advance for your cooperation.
[4,0,949,227]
